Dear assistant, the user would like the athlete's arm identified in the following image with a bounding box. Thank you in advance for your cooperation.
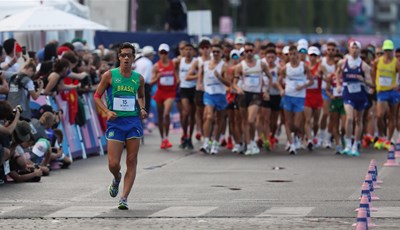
[370,58,378,86]
[261,62,272,92]
[319,65,327,82]
[301,65,314,89]
[137,75,147,119]
[335,60,345,94]
[362,62,373,87]
[277,66,286,96]
[94,70,116,120]
[186,60,198,81]
[233,63,244,94]
[197,63,204,91]
[215,63,230,87]
[325,74,334,99]
[173,57,180,79]
[150,64,159,85]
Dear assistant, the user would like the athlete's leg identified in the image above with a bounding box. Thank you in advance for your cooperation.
[156,103,165,139]
[121,138,140,199]
[108,140,124,180]
[163,98,175,138]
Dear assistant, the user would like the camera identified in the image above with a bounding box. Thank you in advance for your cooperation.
[6,105,23,121]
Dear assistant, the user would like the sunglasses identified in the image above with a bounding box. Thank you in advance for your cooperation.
[245,49,254,53]
[376,52,383,55]
[327,48,335,52]
[212,50,221,54]
[120,53,133,58]
[160,51,168,55]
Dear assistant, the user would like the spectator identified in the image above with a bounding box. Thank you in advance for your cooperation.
[8,121,42,183]
[43,58,70,95]
[135,46,155,113]
[0,101,20,147]
[7,61,44,120]
[0,38,22,73]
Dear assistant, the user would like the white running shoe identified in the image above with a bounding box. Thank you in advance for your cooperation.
[289,144,297,155]
[232,144,241,153]
[210,141,220,155]
[324,140,332,149]
[285,142,291,151]
[251,141,260,155]
[245,142,253,156]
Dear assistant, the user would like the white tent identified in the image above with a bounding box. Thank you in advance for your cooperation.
[0,0,102,50]
[0,6,108,31]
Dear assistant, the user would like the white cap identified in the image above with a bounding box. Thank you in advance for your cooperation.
[158,43,170,52]
[32,139,50,158]
[308,46,320,56]
[141,46,155,56]
[282,46,290,55]
[131,43,141,54]
[298,39,308,48]
[239,47,245,55]
[235,36,246,45]
[230,49,240,59]
[349,40,362,49]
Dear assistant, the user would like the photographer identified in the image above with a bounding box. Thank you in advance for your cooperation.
[0,71,9,95]
[7,61,43,121]
[0,101,21,182]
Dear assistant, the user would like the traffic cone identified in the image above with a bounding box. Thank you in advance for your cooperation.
[395,139,400,159]
[358,182,377,212]
[365,173,379,201]
[384,145,399,167]
[370,160,383,184]
[367,164,381,189]
[353,207,369,230]
[354,194,376,227]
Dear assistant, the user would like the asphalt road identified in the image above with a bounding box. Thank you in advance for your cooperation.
[1,132,400,229]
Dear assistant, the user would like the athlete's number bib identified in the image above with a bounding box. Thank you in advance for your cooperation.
[347,83,361,94]
[379,76,393,87]
[160,76,174,86]
[333,87,342,97]
[245,75,260,86]
[308,79,319,89]
[113,96,136,111]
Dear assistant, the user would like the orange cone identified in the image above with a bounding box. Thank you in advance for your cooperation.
[384,145,399,167]
[353,207,369,230]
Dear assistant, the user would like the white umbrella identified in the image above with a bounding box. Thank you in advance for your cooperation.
[0,5,108,32]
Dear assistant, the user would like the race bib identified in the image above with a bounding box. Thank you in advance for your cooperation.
[333,87,342,97]
[308,80,319,89]
[113,96,136,111]
[347,83,361,93]
[160,76,174,86]
[245,75,260,86]
[379,76,393,87]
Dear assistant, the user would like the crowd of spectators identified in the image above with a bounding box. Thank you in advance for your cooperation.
[0,37,120,184]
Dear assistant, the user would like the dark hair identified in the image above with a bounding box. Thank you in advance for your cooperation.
[260,45,268,51]
[44,43,57,61]
[289,45,297,52]
[244,42,255,47]
[61,51,78,64]
[53,59,70,73]
[118,42,135,54]
[212,43,223,49]
[0,45,3,56]
[266,42,276,49]
[185,43,194,49]
[0,101,14,120]
[395,48,400,53]
[3,38,16,55]
[38,61,54,77]
[266,49,277,55]
[327,42,337,47]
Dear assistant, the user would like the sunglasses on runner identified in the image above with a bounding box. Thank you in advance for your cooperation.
[245,49,254,53]
[159,50,168,55]
[120,53,133,58]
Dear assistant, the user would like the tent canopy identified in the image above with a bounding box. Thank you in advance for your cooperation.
[0,5,108,32]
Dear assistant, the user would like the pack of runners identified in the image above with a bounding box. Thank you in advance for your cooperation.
[144,37,400,157]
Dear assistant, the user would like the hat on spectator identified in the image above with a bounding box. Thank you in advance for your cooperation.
[131,43,141,54]
[308,46,320,56]
[141,46,155,56]
[57,46,71,56]
[15,121,32,142]
[235,36,246,45]
[71,37,87,45]
[158,43,170,52]
[298,39,309,48]
[382,39,394,51]
[73,42,85,52]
